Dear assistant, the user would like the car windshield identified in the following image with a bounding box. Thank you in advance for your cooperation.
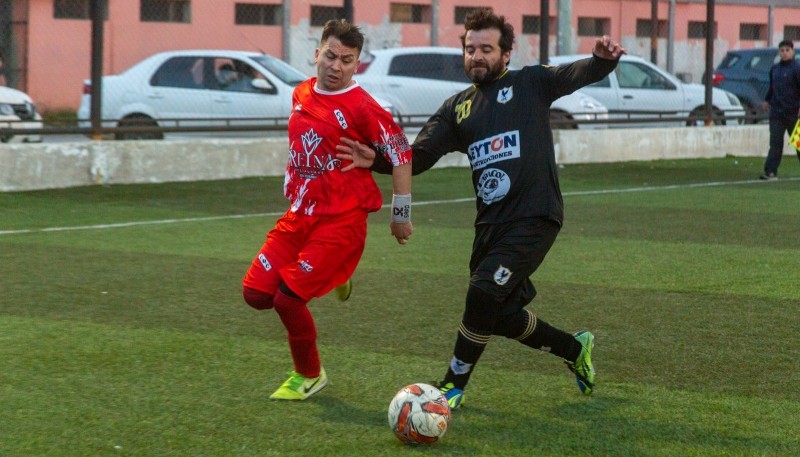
[251,55,308,86]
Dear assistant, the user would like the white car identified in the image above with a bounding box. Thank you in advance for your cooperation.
[78,50,311,140]
[548,54,746,127]
[355,46,608,129]
[0,86,43,143]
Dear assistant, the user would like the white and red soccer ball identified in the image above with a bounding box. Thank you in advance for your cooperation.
[387,383,451,445]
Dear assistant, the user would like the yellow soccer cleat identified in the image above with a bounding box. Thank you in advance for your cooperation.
[334,279,352,302]
[269,368,329,401]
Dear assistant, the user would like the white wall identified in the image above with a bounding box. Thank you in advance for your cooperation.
[0,126,782,192]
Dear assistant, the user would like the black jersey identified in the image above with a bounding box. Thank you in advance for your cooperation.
[407,55,617,226]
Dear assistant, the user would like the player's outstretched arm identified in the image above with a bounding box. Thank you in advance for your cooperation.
[337,137,376,171]
[390,162,412,245]
[592,35,626,60]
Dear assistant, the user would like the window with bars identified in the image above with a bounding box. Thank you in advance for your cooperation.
[522,15,555,35]
[454,6,489,25]
[635,19,667,38]
[235,3,282,25]
[310,5,345,26]
[577,17,609,37]
[785,25,800,41]
[54,0,108,20]
[739,23,767,40]
[688,21,717,39]
[390,3,431,24]
[141,0,191,23]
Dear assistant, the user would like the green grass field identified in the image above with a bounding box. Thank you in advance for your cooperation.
[1,156,798,456]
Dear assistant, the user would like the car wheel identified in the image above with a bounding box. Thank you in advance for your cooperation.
[687,107,726,127]
[550,109,578,129]
[115,115,163,140]
[741,100,760,124]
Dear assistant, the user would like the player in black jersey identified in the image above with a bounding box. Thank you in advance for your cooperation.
[339,8,625,406]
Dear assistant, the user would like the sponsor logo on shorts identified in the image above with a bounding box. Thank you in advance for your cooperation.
[258,253,272,271]
[476,168,511,205]
[467,130,520,170]
[299,260,314,273]
[494,265,512,285]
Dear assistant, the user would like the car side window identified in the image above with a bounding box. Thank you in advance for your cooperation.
[389,54,451,81]
[749,55,774,72]
[150,56,207,89]
[213,58,275,93]
[589,76,611,88]
[443,55,471,83]
[616,62,675,90]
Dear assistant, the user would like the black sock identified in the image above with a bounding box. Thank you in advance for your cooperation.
[519,318,581,362]
[442,324,490,390]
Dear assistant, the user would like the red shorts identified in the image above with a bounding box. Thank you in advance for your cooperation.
[242,207,368,301]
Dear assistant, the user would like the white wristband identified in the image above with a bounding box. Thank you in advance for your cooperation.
[391,194,411,223]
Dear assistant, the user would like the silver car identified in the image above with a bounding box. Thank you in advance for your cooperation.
[548,54,746,127]
[355,46,608,129]
[78,50,310,140]
[0,86,43,143]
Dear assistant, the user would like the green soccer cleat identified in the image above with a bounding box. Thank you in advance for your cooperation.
[269,368,328,401]
[437,382,464,409]
[334,279,352,302]
[565,330,595,395]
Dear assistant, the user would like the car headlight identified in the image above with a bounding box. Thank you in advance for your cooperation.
[0,103,15,116]
[725,91,742,107]
[578,95,603,110]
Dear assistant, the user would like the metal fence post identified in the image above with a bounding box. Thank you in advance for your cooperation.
[89,0,104,140]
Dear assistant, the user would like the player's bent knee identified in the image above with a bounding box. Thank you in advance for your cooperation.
[243,286,274,310]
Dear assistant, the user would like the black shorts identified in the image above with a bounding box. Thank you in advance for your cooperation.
[469,217,560,314]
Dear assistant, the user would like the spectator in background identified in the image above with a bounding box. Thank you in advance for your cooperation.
[226,64,265,93]
[761,39,800,180]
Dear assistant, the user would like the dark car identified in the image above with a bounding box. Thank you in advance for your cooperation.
[710,47,800,123]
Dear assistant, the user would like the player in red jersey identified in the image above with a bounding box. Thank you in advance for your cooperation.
[241,19,413,401]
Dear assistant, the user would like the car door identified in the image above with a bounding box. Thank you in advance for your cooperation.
[574,74,620,112]
[384,53,468,119]
[743,52,775,102]
[146,55,214,127]
[209,57,290,130]
[614,61,684,119]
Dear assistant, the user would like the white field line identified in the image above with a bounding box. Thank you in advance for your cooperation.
[1,177,795,237]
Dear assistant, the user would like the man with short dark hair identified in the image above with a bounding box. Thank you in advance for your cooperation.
[241,19,413,401]
[339,8,625,407]
[761,39,800,180]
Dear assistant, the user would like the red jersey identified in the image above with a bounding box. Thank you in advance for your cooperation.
[284,78,411,216]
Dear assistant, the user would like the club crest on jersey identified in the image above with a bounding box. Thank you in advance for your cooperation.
[258,253,272,271]
[334,109,348,129]
[494,265,512,285]
[497,86,513,104]
[476,168,511,205]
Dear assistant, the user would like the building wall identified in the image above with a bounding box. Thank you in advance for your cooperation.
[19,0,800,112]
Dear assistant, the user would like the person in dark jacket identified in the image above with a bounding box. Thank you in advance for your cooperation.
[761,39,800,180]
[338,8,625,407]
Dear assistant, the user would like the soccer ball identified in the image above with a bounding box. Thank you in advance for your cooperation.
[387,383,451,445]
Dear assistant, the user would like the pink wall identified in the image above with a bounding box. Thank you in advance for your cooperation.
[19,0,800,112]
